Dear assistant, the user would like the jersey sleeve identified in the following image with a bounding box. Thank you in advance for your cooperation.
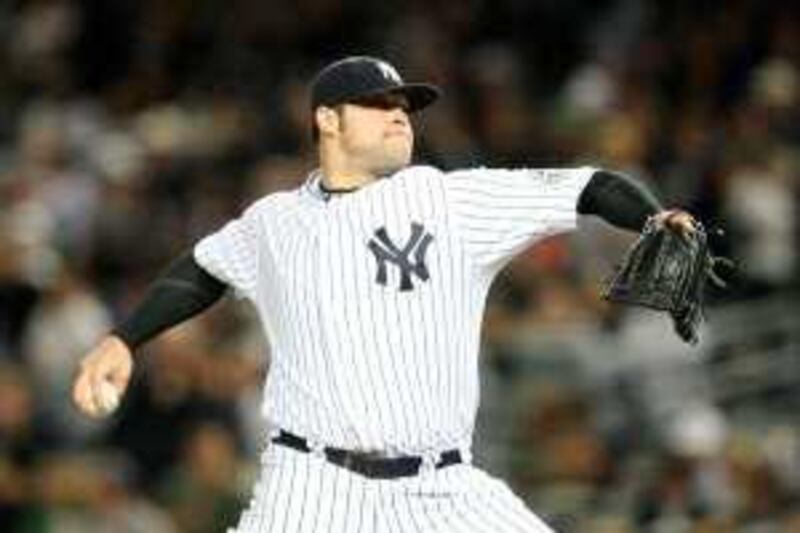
[443,166,595,271]
[193,205,261,301]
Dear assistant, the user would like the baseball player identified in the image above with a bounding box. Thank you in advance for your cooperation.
[73,56,695,532]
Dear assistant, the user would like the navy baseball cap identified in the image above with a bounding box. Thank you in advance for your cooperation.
[310,56,441,112]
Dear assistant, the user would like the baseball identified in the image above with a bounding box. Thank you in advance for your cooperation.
[94,380,120,415]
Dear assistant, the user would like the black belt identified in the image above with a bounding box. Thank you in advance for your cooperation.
[271,430,462,479]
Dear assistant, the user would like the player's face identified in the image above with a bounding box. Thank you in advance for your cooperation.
[337,93,414,175]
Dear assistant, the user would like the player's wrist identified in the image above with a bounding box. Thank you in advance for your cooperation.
[106,331,135,357]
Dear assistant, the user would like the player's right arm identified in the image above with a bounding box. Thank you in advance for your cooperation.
[73,202,261,418]
[72,251,227,418]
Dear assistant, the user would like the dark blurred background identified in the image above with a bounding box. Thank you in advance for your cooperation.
[0,0,798,531]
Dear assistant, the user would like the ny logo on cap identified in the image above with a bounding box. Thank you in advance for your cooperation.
[368,222,433,291]
[376,61,402,84]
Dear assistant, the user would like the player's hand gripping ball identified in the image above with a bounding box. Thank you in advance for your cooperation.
[94,380,121,415]
[73,336,132,418]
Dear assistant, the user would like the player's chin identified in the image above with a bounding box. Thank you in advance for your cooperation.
[383,156,412,175]
[384,132,412,152]
[375,147,412,175]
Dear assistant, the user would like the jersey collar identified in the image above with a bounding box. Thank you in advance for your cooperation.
[303,169,331,202]
[302,169,368,202]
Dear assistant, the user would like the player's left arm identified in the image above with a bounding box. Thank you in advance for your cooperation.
[577,169,695,235]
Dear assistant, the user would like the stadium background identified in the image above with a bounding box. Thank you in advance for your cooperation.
[0,0,798,531]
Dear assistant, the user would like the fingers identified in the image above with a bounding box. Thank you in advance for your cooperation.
[74,370,121,418]
[72,365,102,418]
[71,336,133,418]
[652,209,697,236]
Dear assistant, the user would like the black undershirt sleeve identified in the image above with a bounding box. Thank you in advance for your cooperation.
[577,169,663,231]
[112,250,227,350]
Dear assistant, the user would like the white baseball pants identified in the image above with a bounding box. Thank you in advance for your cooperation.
[230,444,554,532]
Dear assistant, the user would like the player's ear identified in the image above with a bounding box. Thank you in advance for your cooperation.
[315,106,340,138]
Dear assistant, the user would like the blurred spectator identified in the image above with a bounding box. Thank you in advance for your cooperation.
[22,265,112,446]
[0,363,42,530]
[159,423,247,533]
[723,147,798,294]
[0,0,797,530]
[34,452,177,533]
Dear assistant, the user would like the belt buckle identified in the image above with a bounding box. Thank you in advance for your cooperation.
[419,452,437,476]
[308,440,326,460]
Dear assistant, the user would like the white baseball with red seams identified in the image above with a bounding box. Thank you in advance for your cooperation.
[194,164,594,532]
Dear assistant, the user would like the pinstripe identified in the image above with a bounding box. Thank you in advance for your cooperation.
[465,488,516,532]
[303,226,344,444]
[451,469,507,533]
[387,186,433,447]
[295,453,316,532]
[450,190,580,208]
[437,468,474,533]
[472,469,553,532]
[304,458,324,533]
[261,449,288,532]
[393,481,426,533]
[197,166,594,531]
[431,472,466,533]
[408,480,438,533]
[373,188,420,448]
[353,471,367,533]
[440,178,472,445]
[254,455,278,532]
[358,194,414,448]
[444,502,476,533]
[399,181,438,443]
[418,490,448,533]
[468,473,528,532]
[327,206,378,448]
[459,219,482,442]
[454,203,576,218]
[318,215,361,445]
[252,466,276,532]
[277,450,301,531]
[481,488,537,532]
[430,224,451,445]
[316,460,338,533]
[327,459,346,532]
[287,213,314,432]
[415,179,447,445]
[269,212,294,429]
[342,200,398,445]
[293,219,323,438]
[381,482,404,533]
[195,168,588,450]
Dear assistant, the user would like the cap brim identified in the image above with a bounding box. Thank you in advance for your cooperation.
[350,83,442,112]
[391,83,442,112]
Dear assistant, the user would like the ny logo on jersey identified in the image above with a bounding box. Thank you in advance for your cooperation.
[368,222,433,292]
[376,61,402,83]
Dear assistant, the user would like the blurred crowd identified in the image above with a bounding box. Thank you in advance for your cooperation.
[0,0,798,531]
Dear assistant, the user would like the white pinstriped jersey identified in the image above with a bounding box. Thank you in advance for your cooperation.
[194,165,594,456]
